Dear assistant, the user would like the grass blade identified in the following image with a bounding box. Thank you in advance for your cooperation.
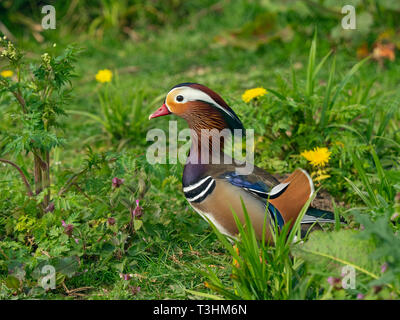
[329,56,370,109]
[370,147,393,200]
[306,31,317,97]
[351,151,379,207]
[320,54,336,127]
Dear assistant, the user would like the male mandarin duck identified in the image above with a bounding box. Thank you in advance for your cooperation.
[149,83,334,241]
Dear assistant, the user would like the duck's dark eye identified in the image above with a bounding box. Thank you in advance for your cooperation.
[176,95,184,102]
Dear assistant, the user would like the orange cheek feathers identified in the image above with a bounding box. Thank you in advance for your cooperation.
[166,95,189,115]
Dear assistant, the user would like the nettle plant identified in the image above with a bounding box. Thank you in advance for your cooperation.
[0,36,78,213]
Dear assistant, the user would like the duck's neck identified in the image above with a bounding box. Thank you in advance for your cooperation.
[186,125,231,165]
[181,103,239,186]
[182,124,235,187]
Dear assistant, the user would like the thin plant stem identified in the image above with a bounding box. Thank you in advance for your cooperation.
[0,158,34,196]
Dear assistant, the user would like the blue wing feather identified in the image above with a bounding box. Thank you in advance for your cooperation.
[223,172,289,200]
[222,172,286,229]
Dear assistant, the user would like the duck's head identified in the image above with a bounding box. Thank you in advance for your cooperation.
[149,83,244,134]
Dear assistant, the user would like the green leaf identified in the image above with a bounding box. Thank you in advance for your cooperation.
[329,56,370,109]
[371,147,393,201]
[101,242,116,253]
[294,229,382,280]
[320,54,336,127]
[56,272,66,285]
[185,289,224,300]
[313,50,332,83]
[351,151,379,207]
[5,275,20,290]
[53,256,79,278]
[66,109,108,128]
[133,219,143,231]
[306,30,317,97]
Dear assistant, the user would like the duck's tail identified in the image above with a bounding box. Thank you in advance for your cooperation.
[299,207,346,238]
[268,168,344,230]
[302,207,336,224]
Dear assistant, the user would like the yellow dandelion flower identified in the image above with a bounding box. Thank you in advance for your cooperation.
[95,69,112,83]
[242,87,267,103]
[1,70,13,78]
[301,147,331,167]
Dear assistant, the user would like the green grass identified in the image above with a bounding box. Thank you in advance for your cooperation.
[0,1,400,299]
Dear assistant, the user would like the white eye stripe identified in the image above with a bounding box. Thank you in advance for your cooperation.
[167,86,236,119]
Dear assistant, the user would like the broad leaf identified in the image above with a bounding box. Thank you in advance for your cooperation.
[294,229,382,280]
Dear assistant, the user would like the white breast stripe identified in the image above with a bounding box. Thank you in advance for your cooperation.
[183,176,212,193]
[186,179,215,202]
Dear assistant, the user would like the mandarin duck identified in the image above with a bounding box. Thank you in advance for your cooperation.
[149,83,334,241]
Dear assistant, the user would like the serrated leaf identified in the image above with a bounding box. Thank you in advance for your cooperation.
[133,219,143,231]
[294,229,382,280]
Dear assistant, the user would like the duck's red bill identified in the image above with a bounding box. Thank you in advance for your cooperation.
[149,103,171,119]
